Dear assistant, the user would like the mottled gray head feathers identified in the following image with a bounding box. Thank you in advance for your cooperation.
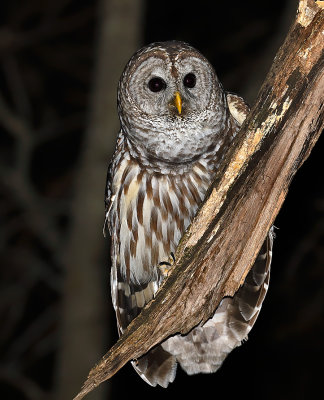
[117,41,228,164]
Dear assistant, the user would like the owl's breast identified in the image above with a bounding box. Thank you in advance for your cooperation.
[110,155,213,285]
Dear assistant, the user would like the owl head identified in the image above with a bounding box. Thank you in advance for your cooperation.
[117,41,228,165]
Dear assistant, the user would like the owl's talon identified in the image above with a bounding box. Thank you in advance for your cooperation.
[159,261,171,266]
[158,253,175,278]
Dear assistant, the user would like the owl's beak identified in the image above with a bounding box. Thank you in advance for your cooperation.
[174,91,182,115]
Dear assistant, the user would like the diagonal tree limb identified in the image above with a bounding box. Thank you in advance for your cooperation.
[74,1,324,398]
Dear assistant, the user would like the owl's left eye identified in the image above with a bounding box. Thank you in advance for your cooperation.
[183,73,196,88]
[148,77,167,92]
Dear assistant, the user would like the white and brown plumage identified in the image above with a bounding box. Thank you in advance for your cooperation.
[105,41,273,387]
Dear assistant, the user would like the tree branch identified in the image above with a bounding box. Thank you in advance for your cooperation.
[55,0,144,399]
[74,1,324,398]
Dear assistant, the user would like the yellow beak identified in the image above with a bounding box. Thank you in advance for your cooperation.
[174,91,182,115]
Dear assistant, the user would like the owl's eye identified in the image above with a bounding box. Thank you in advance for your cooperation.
[183,73,196,88]
[148,77,167,92]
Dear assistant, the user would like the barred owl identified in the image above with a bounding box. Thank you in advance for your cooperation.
[104,41,273,387]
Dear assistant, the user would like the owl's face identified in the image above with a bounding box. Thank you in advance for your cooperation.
[118,41,228,164]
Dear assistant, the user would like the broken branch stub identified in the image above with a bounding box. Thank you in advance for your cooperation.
[74,1,324,399]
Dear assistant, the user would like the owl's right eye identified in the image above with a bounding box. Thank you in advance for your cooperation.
[148,77,167,92]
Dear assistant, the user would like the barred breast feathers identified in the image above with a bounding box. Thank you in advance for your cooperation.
[109,133,216,286]
[107,127,224,343]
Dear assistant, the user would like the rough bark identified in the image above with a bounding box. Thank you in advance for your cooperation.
[56,1,143,399]
[74,1,324,398]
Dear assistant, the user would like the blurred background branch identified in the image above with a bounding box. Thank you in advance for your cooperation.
[56,0,143,399]
[0,1,323,399]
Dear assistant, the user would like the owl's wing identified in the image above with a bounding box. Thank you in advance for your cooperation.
[162,228,274,374]
[103,131,125,237]
[103,164,113,237]
[226,92,250,125]
[111,270,177,387]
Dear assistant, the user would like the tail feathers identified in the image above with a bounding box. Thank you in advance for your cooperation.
[162,298,240,375]
[132,346,177,388]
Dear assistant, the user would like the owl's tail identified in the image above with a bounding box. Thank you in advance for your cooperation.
[162,228,274,375]
[132,346,177,388]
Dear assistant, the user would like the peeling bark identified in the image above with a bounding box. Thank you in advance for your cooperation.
[74,1,324,398]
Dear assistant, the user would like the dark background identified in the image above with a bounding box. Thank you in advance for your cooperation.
[0,1,323,399]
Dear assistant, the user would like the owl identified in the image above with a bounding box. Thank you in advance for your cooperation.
[104,41,273,387]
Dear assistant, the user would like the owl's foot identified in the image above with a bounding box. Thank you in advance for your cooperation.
[158,252,176,279]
